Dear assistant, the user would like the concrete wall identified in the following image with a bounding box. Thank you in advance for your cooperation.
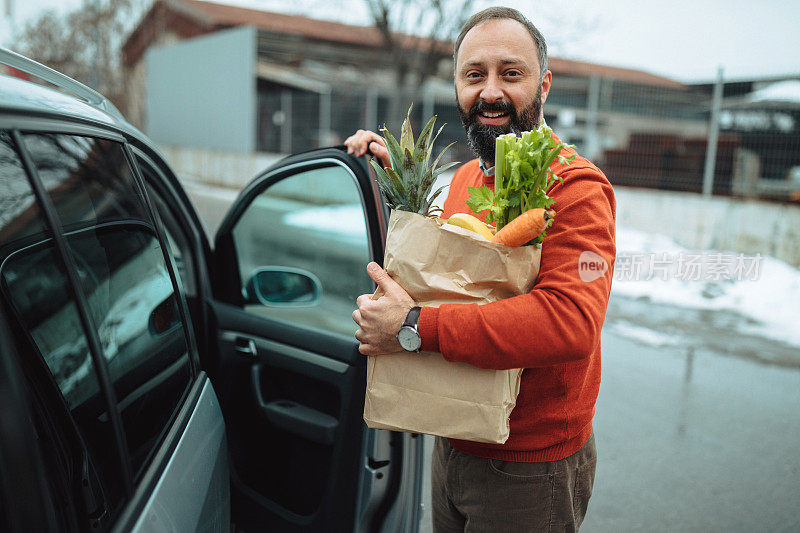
[615,187,800,267]
[125,31,182,130]
[158,143,283,188]
[146,26,256,153]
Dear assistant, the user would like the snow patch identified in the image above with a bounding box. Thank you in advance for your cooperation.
[607,321,681,347]
[613,226,800,348]
[283,204,367,241]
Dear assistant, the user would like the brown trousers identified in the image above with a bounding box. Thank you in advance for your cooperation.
[431,434,596,533]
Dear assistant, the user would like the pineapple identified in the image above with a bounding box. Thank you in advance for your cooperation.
[369,105,459,215]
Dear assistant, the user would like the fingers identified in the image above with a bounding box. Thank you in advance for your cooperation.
[358,342,378,356]
[344,130,365,155]
[344,129,389,166]
[355,328,378,356]
[366,262,400,295]
[344,129,373,156]
[356,293,374,308]
[352,308,361,325]
[368,141,391,169]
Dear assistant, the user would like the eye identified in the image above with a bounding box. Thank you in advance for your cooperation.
[465,71,484,81]
[504,70,522,78]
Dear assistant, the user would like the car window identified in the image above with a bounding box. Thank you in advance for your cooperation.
[12,133,192,481]
[21,134,151,229]
[0,131,127,518]
[232,163,373,336]
[133,155,197,298]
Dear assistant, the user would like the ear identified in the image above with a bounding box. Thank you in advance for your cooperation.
[540,69,552,107]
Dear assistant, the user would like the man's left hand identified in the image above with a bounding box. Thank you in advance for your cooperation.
[354,262,415,356]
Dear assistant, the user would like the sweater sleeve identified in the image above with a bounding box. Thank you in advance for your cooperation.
[418,166,616,369]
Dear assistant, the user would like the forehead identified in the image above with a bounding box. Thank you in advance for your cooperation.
[457,18,540,70]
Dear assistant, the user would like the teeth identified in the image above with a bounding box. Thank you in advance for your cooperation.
[482,112,506,118]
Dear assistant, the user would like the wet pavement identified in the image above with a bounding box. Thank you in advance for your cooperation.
[420,297,800,532]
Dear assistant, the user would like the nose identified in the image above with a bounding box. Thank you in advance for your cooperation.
[479,73,504,103]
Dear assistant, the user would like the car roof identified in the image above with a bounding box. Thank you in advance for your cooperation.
[0,72,155,147]
[0,73,116,123]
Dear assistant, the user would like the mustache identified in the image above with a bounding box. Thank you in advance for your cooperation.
[467,100,516,119]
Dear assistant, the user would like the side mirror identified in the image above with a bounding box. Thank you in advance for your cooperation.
[243,267,322,306]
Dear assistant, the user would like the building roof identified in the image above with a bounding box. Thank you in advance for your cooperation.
[123,0,685,89]
[549,57,685,89]
[123,0,449,67]
[178,0,387,47]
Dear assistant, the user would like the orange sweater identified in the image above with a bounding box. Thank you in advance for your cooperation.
[417,146,616,462]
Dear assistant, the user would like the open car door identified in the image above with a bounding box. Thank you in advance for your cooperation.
[208,148,424,532]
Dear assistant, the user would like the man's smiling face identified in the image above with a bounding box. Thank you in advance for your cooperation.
[455,18,552,163]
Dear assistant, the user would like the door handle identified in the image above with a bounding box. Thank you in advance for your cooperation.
[234,336,257,357]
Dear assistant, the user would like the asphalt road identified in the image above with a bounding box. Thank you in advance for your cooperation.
[417,324,800,533]
[185,179,800,532]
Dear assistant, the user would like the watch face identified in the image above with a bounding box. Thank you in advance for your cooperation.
[397,326,422,351]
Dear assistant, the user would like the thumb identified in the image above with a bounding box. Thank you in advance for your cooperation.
[366,262,399,294]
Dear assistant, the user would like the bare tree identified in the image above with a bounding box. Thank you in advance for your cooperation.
[12,0,135,111]
[365,0,475,126]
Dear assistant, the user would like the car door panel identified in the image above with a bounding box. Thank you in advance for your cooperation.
[129,375,229,533]
[213,311,367,523]
[208,148,395,531]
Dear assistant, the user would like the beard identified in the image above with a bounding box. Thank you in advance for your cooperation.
[458,86,543,164]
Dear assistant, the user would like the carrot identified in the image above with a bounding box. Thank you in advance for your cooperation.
[491,208,554,247]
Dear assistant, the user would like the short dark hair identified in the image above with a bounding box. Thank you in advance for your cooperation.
[454,7,548,78]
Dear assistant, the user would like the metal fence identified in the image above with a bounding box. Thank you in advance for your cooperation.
[255,74,800,203]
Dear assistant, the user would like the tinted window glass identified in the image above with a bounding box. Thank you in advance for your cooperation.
[0,132,126,516]
[21,134,150,228]
[69,224,191,476]
[19,133,192,479]
[0,131,47,247]
[232,164,372,336]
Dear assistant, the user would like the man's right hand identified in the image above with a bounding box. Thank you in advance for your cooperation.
[344,129,391,169]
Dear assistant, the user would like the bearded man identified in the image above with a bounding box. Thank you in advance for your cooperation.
[345,7,616,532]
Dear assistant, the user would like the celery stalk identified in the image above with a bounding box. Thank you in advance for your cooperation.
[467,124,575,240]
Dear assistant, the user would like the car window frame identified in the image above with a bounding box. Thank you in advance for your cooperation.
[230,161,375,336]
[10,126,136,499]
[0,120,206,528]
[120,141,199,378]
[128,148,213,369]
[212,150,387,309]
[128,146,214,297]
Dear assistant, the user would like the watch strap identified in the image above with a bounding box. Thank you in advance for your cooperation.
[403,306,421,328]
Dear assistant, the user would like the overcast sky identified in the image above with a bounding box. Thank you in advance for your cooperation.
[1,0,798,82]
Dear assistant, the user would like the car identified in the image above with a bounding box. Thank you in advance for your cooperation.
[0,48,424,532]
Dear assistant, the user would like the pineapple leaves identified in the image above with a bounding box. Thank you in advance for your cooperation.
[414,114,436,161]
[400,106,414,154]
[380,127,405,176]
[403,148,415,174]
[371,104,458,215]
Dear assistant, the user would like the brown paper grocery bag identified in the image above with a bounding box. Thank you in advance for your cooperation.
[363,209,541,444]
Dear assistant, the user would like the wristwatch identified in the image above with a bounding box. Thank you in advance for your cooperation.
[396,306,422,352]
